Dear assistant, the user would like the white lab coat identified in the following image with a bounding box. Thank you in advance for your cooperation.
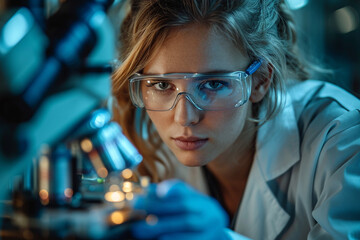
[156,80,360,240]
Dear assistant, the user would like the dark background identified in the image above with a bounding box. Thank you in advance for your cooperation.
[291,0,360,97]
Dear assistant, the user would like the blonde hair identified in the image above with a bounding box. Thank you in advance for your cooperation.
[112,0,309,181]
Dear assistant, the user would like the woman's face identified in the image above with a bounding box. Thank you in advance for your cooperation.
[143,24,252,167]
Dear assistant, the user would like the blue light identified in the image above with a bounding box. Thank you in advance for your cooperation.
[89,109,111,129]
[286,0,309,10]
[2,9,32,53]
[93,114,107,128]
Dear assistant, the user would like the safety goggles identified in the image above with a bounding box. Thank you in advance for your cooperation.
[129,59,262,111]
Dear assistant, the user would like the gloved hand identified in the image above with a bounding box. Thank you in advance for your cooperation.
[130,179,230,240]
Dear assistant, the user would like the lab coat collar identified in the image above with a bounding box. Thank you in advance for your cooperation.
[234,92,299,238]
[255,91,300,181]
[235,158,290,240]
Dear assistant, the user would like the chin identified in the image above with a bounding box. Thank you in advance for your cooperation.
[175,152,209,167]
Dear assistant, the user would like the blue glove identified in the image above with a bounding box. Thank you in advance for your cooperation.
[131,179,230,240]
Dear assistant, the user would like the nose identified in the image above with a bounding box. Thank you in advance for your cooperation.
[173,95,201,126]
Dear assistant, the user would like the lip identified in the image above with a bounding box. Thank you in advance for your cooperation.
[172,136,208,151]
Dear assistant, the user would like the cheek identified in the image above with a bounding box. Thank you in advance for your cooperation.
[146,111,171,137]
[206,105,248,133]
[146,103,250,140]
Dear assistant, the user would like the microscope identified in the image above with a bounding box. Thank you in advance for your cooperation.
[0,0,147,239]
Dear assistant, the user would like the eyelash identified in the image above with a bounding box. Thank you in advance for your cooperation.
[146,81,175,92]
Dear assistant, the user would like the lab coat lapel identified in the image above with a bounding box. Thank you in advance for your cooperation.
[256,92,301,180]
[234,158,290,240]
[233,92,301,239]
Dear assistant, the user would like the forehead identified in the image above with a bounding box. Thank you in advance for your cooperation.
[143,23,249,74]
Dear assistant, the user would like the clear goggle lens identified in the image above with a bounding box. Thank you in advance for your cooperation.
[129,73,252,111]
[128,59,262,111]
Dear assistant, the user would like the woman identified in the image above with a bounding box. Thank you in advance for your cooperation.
[112,0,360,239]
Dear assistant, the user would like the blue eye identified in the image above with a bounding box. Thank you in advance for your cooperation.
[205,81,222,89]
[154,82,171,90]
[145,81,172,90]
[201,80,228,91]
